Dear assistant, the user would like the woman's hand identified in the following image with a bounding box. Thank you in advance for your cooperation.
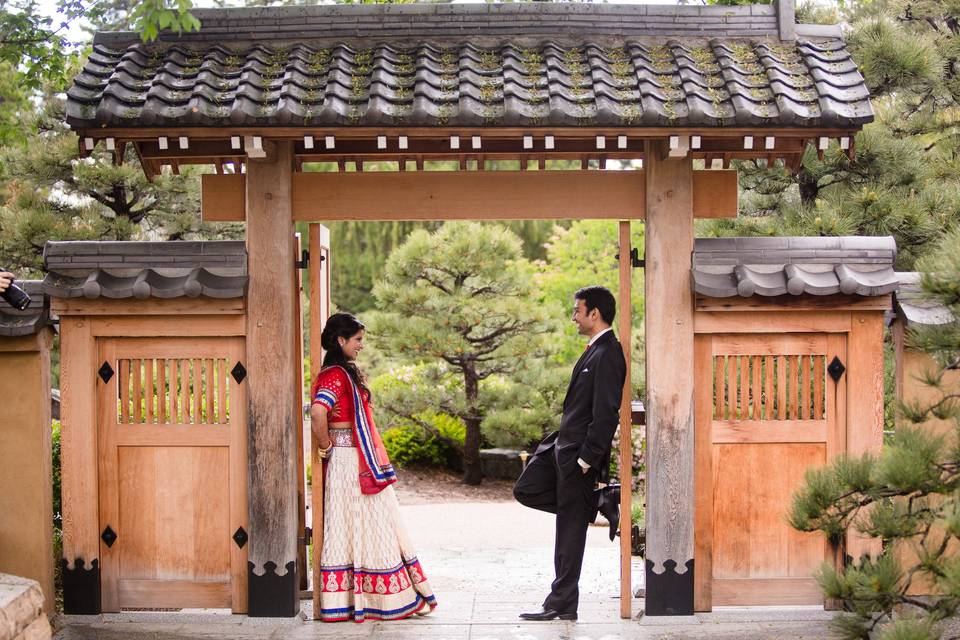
[310,402,332,456]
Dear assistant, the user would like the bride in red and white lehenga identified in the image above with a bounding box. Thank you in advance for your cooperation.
[310,312,437,623]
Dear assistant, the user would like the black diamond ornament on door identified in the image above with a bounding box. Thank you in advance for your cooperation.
[98,361,114,383]
[827,356,846,382]
[100,525,117,548]
[233,527,248,549]
[231,362,247,384]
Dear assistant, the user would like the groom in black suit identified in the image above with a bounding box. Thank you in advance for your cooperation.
[514,285,627,621]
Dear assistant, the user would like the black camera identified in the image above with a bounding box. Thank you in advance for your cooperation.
[0,269,31,310]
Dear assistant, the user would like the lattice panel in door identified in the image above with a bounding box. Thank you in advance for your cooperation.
[711,354,826,421]
[115,357,232,425]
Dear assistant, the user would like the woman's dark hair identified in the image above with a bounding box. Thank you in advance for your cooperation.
[575,285,616,325]
[320,312,369,395]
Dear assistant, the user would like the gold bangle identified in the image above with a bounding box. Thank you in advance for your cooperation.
[318,442,334,459]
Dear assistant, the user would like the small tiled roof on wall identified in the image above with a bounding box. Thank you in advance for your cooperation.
[66,3,872,130]
[693,236,899,298]
[43,241,247,299]
[893,272,955,327]
[0,281,49,337]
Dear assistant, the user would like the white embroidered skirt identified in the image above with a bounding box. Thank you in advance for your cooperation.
[317,437,437,622]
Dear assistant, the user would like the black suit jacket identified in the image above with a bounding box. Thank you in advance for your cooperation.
[554,329,627,478]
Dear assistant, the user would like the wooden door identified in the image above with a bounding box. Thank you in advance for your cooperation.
[97,337,247,612]
[694,332,846,609]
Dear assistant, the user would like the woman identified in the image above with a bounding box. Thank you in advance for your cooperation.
[311,312,437,622]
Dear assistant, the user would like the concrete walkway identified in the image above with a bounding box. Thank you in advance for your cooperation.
[55,501,841,639]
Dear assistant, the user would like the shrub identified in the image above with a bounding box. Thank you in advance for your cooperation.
[382,413,464,469]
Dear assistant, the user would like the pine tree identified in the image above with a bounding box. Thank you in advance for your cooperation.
[790,230,960,640]
[370,222,556,484]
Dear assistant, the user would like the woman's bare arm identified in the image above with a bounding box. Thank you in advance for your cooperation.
[310,403,332,450]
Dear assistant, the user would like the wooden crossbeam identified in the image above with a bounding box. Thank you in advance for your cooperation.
[201,169,738,222]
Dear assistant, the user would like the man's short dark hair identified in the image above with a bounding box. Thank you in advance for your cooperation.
[574,285,616,325]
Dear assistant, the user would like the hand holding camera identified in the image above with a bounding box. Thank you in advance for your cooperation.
[0,270,32,310]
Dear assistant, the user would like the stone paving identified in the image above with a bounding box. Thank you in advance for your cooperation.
[54,501,843,640]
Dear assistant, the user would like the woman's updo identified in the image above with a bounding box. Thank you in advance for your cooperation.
[320,313,368,395]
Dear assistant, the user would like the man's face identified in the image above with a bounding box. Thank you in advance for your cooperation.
[571,298,597,336]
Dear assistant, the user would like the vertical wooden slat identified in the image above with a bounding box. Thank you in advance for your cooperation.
[180,359,190,424]
[617,219,633,619]
[132,359,143,423]
[206,358,215,424]
[157,359,166,424]
[763,355,774,421]
[788,355,799,420]
[751,355,761,420]
[713,356,723,420]
[120,359,130,424]
[193,359,202,424]
[218,359,227,424]
[726,354,735,420]
[169,359,178,423]
[144,359,154,424]
[309,223,328,619]
[800,355,811,420]
[737,356,750,420]
[777,355,787,420]
[813,355,824,420]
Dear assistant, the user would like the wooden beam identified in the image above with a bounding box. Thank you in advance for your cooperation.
[618,220,633,620]
[201,170,739,222]
[644,139,696,616]
[245,140,300,617]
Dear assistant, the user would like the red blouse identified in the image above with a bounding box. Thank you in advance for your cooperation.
[312,366,369,422]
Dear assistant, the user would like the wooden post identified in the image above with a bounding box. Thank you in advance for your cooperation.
[293,233,307,592]
[643,140,695,615]
[618,221,633,619]
[309,224,330,619]
[245,140,300,616]
[59,316,101,614]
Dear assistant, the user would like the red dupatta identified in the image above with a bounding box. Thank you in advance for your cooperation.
[311,365,397,495]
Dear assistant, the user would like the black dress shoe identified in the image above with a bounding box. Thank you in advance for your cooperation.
[519,608,577,621]
[596,484,621,542]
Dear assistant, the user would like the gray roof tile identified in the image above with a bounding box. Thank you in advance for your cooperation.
[0,281,49,337]
[43,241,247,299]
[66,5,872,130]
[893,272,955,326]
[693,236,898,298]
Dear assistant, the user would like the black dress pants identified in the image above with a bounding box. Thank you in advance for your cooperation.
[513,441,597,614]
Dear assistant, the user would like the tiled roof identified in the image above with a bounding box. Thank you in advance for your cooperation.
[693,236,899,298]
[0,281,49,337]
[43,241,246,299]
[66,4,872,130]
[893,272,954,327]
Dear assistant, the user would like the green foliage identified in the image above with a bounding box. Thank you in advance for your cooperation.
[130,0,200,42]
[791,231,960,639]
[370,222,557,483]
[382,423,455,469]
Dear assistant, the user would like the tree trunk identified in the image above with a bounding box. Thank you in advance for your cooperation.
[461,362,483,485]
[798,168,819,206]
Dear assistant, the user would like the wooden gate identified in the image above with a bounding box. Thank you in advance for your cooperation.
[97,337,248,612]
[694,332,846,608]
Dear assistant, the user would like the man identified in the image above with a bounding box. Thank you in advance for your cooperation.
[514,285,627,621]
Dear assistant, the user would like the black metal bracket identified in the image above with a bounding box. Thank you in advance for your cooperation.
[295,249,309,269]
[233,526,248,549]
[615,247,645,268]
[828,356,846,382]
[101,525,117,548]
[231,361,247,384]
[98,361,114,383]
